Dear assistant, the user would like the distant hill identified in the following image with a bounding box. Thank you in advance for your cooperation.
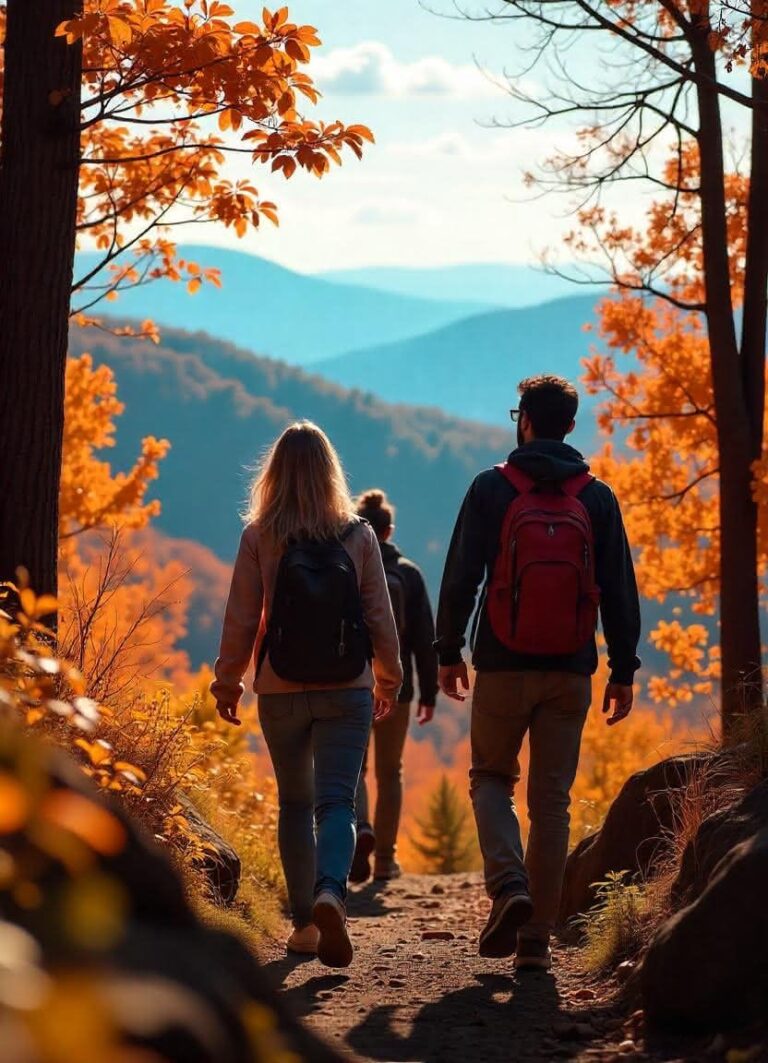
[320,263,591,308]
[314,294,606,448]
[73,245,492,366]
[69,322,511,602]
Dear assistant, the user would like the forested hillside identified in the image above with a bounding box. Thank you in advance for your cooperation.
[69,322,510,596]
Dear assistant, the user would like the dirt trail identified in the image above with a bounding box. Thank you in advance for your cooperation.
[260,872,668,1063]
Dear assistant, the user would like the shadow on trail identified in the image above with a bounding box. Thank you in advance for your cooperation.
[347,970,610,1063]
[347,880,405,919]
[275,971,351,1020]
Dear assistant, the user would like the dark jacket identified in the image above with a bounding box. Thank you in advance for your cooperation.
[435,440,641,685]
[381,541,439,706]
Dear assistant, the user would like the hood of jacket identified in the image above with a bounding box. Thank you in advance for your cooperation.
[507,440,590,484]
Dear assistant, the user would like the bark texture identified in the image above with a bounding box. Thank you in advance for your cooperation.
[0,0,82,598]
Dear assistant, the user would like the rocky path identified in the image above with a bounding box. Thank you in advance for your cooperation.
[259,873,675,1063]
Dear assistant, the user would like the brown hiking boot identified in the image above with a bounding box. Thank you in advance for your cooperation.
[349,826,375,884]
[479,888,533,958]
[514,938,552,971]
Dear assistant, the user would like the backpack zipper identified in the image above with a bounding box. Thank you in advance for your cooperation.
[338,619,347,657]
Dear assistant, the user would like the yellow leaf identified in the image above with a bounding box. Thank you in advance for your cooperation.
[114,762,147,783]
[107,15,133,47]
[0,773,30,834]
[33,594,58,618]
[19,589,36,617]
[74,738,112,767]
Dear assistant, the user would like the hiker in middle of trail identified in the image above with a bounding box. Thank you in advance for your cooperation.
[436,374,641,974]
[210,421,403,969]
[350,489,439,884]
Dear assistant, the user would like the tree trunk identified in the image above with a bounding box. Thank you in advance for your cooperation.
[694,42,764,738]
[0,1,82,602]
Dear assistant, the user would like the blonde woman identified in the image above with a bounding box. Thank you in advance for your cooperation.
[211,422,402,968]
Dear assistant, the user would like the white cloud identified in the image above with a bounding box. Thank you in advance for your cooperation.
[312,41,503,99]
[387,129,551,163]
[349,198,431,226]
[390,131,474,158]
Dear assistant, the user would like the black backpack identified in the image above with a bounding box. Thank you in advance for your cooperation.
[265,523,372,684]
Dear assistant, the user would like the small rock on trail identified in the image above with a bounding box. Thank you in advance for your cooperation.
[258,873,694,1063]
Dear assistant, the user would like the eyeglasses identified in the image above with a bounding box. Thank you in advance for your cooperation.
[509,408,521,423]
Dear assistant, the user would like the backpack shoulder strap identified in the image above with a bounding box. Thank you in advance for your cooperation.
[339,518,361,543]
[561,471,595,498]
[495,462,534,494]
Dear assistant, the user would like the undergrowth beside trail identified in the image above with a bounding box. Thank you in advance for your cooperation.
[1,579,286,951]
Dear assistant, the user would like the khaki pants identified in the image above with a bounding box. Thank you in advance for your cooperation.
[355,701,410,863]
[471,670,591,943]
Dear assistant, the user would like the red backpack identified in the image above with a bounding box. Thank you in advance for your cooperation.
[487,463,601,655]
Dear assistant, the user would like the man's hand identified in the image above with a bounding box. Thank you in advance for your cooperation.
[217,702,241,727]
[439,662,469,702]
[602,683,634,726]
[374,697,393,722]
[417,702,435,726]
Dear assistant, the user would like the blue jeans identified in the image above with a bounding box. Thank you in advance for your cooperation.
[259,688,373,927]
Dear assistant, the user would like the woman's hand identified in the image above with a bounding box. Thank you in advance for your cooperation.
[373,697,393,722]
[217,702,241,726]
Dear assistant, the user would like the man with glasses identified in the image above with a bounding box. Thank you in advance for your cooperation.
[435,375,640,971]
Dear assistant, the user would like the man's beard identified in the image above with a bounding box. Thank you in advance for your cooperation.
[517,421,524,447]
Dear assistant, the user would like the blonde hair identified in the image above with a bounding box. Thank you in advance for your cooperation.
[356,488,395,539]
[246,421,354,547]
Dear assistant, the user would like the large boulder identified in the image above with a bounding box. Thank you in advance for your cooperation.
[179,794,242,904]
[642,824,768,1032]
[559,753,712,924]
[672,778,768,905]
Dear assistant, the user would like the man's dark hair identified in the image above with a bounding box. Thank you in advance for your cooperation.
[518,375,579,440]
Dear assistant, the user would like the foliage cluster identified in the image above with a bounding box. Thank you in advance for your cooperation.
[579,156,754,706]
[0,0,373,328]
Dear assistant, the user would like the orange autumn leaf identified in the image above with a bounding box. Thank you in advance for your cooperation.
[39,790,126,857]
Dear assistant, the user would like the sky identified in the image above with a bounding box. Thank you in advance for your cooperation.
[208,0,654,272]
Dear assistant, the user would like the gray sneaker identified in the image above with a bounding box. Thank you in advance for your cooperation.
[514,938,552,971]
[479,889,533,958]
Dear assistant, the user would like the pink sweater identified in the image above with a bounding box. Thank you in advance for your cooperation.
[211,520,403,706]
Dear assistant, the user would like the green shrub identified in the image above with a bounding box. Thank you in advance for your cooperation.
[579,870,648,973]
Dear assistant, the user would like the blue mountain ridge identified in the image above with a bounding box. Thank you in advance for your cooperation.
[320,263,584,308]
[73,245,496,366]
